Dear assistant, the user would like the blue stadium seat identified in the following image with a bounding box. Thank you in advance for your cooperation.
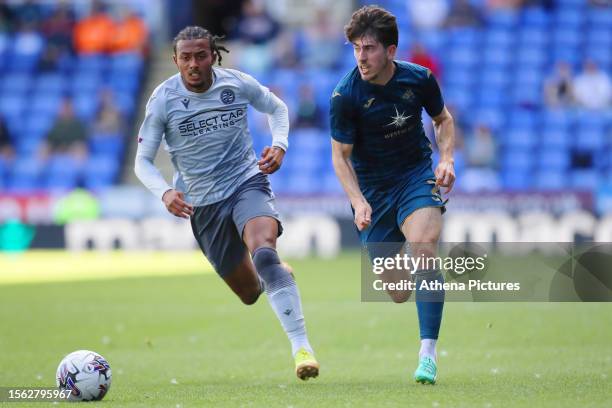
[482,48,512,68]
[31,93,62,117]
[587,8,612,28]
[553,27,582,49]
[521,7,551,27]
[73,93,100,122]
[76,54,108,75]
[285,172,319,194]
[108,74,140,93]
[83,155,119,190]
[113,92,136,117]
[15,137,41,156]
[534,170,566,190]
[70,72,102,95]
[502,171,531,190]
[517,47,547,67]
[8,156,44,192]
[446,47,478,68]
[485,28,514,48]
[89,135,124,157]
[575,128,606,150]
[0,95,25,118]
[504,128,536,149]
[570,169,599,190]
[481,68,510,89]
[43,155,81,191]
[539,148,570,170]
[447,28,480,48]
[502,148,533,172]
[486,10,520,29]
[518,27,548,47]
[541,128,571,149]
[109,52,144,73]
[0,73,30,94]
[34,72,67,94]
[555,7,585,28]
[508,110,538,129]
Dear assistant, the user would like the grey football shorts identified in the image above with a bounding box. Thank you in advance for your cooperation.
[189,172,283,278]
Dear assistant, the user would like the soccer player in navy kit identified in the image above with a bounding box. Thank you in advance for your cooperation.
[330,6,456,384]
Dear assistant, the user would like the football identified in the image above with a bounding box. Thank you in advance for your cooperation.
[56,350,112,401]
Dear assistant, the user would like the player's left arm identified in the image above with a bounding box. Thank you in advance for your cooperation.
[241,72,289,174]
[431,106,456,193]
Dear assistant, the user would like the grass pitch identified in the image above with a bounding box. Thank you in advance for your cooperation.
[0,251,610,407]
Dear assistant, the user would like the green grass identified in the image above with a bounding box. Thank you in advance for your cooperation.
[0,252,610,407]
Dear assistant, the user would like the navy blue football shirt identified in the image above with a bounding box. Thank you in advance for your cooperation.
[330,61,444,188]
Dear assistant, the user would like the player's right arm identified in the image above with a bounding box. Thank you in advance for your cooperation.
[134,92,193,219]
[330,88,371,231]
[331,140,371,230]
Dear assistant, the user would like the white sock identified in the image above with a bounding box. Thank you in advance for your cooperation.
[267,281,313,356]
[419,339,437,361]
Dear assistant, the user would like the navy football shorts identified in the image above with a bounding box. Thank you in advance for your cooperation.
[357,159,446,258]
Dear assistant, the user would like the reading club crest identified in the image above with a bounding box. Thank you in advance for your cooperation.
[220,89,235,104]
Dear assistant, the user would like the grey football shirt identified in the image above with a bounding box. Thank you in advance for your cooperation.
[135,67,289,206]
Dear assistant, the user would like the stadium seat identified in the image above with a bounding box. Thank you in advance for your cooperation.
[83,155,119,190]
[534,170,566,190]
[34,73,67,94]
[43,155,82,191]
[89,135,124,157]
[502,171,531,190]
[570,169,599,190]
[0,73,30,94]
[8,156,44,192]
[539,148,570,170]
[521,7,551,27]
[504,128,537,149]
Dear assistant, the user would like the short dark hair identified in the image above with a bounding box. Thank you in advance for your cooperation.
[172,26,229,65]
[344,5,398,48]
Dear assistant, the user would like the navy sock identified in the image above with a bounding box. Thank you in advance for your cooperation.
[414,269,445,340]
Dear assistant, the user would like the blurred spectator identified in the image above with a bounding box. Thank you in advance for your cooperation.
[445,0,483,28]
[0,116,14,161]
[544,62,574,108]
[231,0,280,74]
[0,1,15,33]
[93,90,125,135]
[466,124,497,169]
[233,0,279,45]
[293,84,324,129]
[486,0,524,9]
[13,21,44,59]
[300,8,343,70]
[39,2,75,71]
[408,0,449,30]
[109,6,148,55]
[40,99,88,160]
[73,0,114,54]
[274,30,301,69]
[573,61,612,110]
[409,43,442,79]
[12,0,42,29]
[463,124,500,191]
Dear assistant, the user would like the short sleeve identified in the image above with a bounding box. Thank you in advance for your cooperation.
[329,89,356,144]
[422,70,444,118]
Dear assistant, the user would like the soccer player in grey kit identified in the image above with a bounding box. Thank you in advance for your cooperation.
[134,26,319,380]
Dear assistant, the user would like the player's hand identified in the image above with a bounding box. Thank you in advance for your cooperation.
[258,146,284,174]
[162,189,194,219]
[353,199,372,231]
[435,159,456,193]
